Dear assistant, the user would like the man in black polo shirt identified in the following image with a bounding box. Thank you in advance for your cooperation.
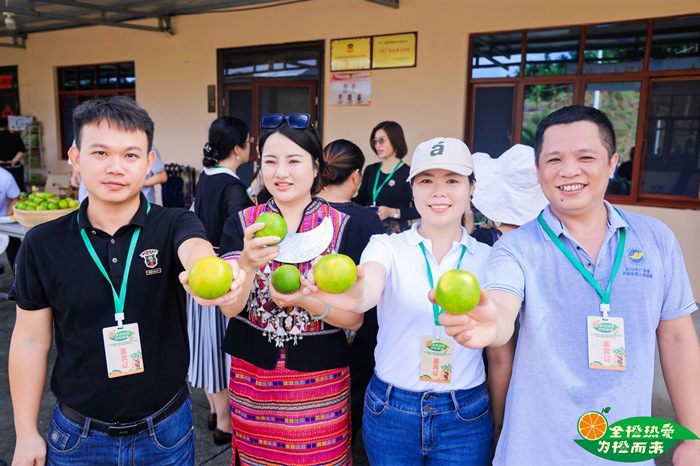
[8,97,245,465]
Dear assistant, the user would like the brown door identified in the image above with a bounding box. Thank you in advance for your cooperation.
[224,80,317,185]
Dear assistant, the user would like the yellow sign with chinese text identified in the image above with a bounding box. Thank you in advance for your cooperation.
[372,33,417,69]
[331,38,371,71]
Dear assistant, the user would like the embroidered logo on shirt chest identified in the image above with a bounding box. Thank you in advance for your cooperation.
[139,249,162,275]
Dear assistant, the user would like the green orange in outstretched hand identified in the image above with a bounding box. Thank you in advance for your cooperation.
[435,269,481,314]
[253,212,287,245]
[314,254,357,294]
[271,264,302,294]
[187,257,234,299]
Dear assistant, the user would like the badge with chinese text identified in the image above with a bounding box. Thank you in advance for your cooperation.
[587,316,626,370]
[419,336,453,383]
[102,323,144,378]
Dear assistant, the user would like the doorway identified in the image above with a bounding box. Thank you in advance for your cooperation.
[219,41,323,187]
[223,80,317,186]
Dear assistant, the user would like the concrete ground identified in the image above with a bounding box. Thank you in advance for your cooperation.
[0,246,698,465]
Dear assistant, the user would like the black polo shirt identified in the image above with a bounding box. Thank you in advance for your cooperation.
[10,194,207,422]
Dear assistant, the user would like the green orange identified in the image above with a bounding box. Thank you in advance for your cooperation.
[435,269,481,314]
[314,254,357,294]
[271,264,302,294]
[253,212,287,245]
[187,257,234,299]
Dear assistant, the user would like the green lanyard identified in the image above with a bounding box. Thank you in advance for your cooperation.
[78,204,150,327]
[418,242,467,326]
[372,160,403,206]
[537,211,626,320]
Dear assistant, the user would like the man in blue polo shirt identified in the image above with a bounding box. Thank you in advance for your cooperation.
[8,97,246,465]
[439,105,700,464]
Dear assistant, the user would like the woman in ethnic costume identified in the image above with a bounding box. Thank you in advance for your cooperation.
[219,113,364,466]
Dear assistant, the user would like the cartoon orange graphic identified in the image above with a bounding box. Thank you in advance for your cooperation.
[577,407,610,440]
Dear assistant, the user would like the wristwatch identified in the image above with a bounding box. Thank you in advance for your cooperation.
[393,209,399,219]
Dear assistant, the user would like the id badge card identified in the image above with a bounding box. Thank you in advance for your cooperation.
[587,316,626,371]
[419,335,454,383]
[102,323,145,378]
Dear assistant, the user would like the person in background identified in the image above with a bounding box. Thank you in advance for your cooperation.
[0,166,21,269]
[463,143,548,447]
[8,96,245,465]
[187,116,254,446]
[354,121,419,233]
[0,116,27,193]
[70,142,167,204]
[439,105,700,464]
[306,138,512,465]
[468,144,549,246]
[316,139,384,463]
[219,113,365,465]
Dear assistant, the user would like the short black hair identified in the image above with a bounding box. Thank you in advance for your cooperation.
[258,121,324,194]
[533,105,616,164]
[370,121,408,159]
[73,96,154,151]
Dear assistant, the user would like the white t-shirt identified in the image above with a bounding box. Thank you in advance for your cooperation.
[0,167,20,215]
[360,223,491,392]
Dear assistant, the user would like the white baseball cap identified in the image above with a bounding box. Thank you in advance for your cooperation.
[471,144,549,226]
[407,137,474,182]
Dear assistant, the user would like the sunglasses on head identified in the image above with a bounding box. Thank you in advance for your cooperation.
[260,113,311,129]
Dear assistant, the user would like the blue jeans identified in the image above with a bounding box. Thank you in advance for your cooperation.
[46,396,195,466]
[363,374,493,466]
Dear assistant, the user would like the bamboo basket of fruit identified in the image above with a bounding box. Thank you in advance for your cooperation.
[13,191,79,228]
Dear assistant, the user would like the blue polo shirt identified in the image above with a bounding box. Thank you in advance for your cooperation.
[487,201,696,465]
[10,194,207,422]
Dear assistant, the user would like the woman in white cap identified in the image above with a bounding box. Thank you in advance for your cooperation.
[468,144,549,245]
[304,137,512,465]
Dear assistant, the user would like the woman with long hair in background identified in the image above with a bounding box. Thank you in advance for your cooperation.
[187,116,254,445]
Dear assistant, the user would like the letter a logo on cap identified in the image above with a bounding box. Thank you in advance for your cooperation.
[430,142,445,157]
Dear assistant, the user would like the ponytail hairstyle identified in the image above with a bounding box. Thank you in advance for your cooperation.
[321,139,365,189]
[202,116,249,168]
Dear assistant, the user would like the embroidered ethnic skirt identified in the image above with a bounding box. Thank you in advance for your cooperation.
[228,350,352,466]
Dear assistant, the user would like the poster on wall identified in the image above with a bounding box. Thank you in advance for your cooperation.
[330,72,371,106]
[372,32,417,69]
[7,115,33,131]
[331,38,371,71]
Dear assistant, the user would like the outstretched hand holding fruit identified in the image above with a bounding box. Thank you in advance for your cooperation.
[302,255,366,313]
[266,259,364,331]
[432,288,521,349]
[179,256,246,308]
